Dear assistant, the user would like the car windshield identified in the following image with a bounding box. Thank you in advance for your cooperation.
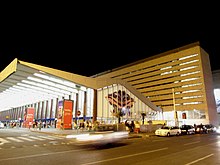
[180,125,191,129]
[205,125,212,128]
[161,126,170,129]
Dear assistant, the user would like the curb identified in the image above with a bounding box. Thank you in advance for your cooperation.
[128,132,155,138]
[128,135,143,139]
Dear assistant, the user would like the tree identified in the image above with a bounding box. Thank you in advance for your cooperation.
[115,109,124,124]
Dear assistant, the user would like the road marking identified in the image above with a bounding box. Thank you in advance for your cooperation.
[52,136,64,139]
[1,136,61,143]
[6,137,23,142]
[38,136,56,140]
[185,153,214,165]
[18,137,34,141]
[0,138,10,144]
[0,149,86,162]
[28,136,45,141]
[81,147,168,165]
[184,141,200,146]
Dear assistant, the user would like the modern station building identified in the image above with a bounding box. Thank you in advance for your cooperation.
[0,42,219,127]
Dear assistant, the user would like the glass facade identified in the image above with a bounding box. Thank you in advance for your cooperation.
[0,87,94,126]
[0,83,162,127]
[97,84,162,124]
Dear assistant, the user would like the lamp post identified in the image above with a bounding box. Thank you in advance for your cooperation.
[141,112,146,125]
[54,118,57,128]
[172,88,178,126]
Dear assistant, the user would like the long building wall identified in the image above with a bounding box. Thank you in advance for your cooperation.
[94,43,218,126]
[0,42,218,126]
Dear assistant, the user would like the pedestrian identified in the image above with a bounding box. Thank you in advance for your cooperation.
[28,121,32,129]
[35,121,38,129]
[39,121,42,130]
[194,123,197,129]
[61,122,64,130]
[88,121,92,131]
[86,120,89,130]
[130,121,135,132]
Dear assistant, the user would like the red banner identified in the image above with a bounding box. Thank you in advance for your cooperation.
[23,107,35,128]
[63,100,73,129]
[56,100,73,129]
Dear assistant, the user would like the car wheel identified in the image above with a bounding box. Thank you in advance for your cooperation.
[167,133,170,137]
[176,132,180,136]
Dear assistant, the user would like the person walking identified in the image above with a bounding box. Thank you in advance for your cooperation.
[38,121,42,130]
[28,121,32,129]
[130,121,135,132]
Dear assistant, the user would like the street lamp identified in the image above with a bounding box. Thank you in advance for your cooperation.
[172,88,178,126]
[54,118,57,128]
[141,112,146,125]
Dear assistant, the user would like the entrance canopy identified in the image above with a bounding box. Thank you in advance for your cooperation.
[0,58,161,112]
[0,59,92,111]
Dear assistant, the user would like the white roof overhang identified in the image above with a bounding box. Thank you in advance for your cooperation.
[0,58,161,112]
[0,59,93,111]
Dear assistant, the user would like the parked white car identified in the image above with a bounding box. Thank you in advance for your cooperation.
[155,126,181,137]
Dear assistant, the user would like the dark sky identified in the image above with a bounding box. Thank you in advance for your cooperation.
[0,4,219,77]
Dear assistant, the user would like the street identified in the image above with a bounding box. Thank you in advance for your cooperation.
[0,128,220,165]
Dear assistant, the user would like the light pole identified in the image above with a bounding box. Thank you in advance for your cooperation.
[172,88,178,126]
[141,112,146,125]
[54,118,57,128]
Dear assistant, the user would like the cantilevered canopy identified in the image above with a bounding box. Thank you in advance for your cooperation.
[0,58,161,112]
[0,59,90,111]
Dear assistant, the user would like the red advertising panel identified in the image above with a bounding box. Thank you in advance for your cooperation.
[63,100,73,129]
[23,107,35,128]
[56,100,73,129]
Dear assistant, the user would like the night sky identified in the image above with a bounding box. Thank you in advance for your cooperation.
[0,4,219,77]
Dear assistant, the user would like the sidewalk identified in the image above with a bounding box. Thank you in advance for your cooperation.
[29,128,155,139]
